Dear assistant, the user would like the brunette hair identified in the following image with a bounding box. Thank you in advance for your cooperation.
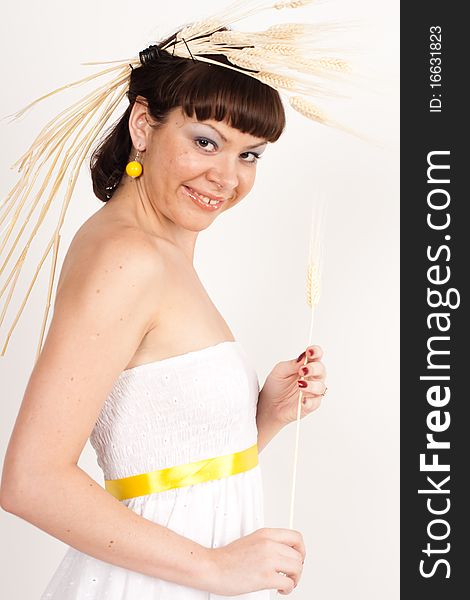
[90,31,286,201]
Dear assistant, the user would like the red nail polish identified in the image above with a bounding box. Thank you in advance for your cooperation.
[308,348,315,356]
[298,380,307,388]
[296,351,306,363]
[301,366,309,375]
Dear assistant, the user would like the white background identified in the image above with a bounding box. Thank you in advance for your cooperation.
[0,1,399,598]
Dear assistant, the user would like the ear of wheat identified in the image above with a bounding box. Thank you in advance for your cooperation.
[288,195,327,530]
[289,95,371,141]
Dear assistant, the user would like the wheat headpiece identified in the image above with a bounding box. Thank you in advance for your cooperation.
[0,0,353,358]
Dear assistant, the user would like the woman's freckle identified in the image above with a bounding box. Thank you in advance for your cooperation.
[96,289,100,293]
[70,377,74,381]
[66,529,71,533]
[119,265,123,269]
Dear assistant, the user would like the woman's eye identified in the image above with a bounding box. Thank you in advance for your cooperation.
[195,137,216,152]
[195,138,263,164]
[240,152,262,164]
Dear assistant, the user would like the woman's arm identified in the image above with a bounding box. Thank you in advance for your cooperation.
[0,229,216,592]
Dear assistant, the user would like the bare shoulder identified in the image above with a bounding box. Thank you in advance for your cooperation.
[37,218,170,395]
[0,221,172,473]
[56,218,166,306]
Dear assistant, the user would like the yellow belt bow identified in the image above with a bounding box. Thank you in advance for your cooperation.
[105,443,259,501]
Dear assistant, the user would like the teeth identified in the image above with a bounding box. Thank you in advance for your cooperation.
[187,187,221,206]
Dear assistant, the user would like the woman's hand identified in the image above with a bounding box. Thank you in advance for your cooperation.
[257,345,327,428]
[207,527,306,596]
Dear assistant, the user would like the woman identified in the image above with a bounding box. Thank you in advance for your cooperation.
[0,18,327,600]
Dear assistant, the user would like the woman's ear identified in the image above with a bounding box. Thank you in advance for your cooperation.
[128,96,150,152]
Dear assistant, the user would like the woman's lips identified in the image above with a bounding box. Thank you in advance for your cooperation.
[182,185,225,211]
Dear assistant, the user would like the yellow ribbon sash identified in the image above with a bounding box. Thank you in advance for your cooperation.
[105,443,259,501]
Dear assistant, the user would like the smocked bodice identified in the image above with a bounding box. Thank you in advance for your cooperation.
[89,340,260,481]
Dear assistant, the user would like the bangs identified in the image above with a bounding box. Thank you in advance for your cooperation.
[179,59,286,143]
[143,53,286,143]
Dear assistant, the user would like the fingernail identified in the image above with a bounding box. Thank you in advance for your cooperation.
[296,351,306,363]
[298,380,307,388]
[301,366,309,375]
[308,348,315,357]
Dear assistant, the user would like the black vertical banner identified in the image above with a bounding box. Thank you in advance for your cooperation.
[401,3,467,599]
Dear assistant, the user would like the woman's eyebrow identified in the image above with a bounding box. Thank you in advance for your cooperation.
[202,123,267,149]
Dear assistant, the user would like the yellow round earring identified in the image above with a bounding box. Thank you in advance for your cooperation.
[125,150,143,178]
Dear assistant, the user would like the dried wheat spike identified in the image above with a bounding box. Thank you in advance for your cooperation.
[274,0,314,10]
[255,72,297,90]
[289,96,328,123]
[210,30,236,44]
[261,43,299,55]
[176,19,223,42]
[306,262,321,307]
[232,47,284,62]
[299,57,352,72]
[209,31,259,46]
[262,23,307,38]
[226,51,264,71]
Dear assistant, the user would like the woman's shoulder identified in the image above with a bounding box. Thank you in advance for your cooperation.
[56,212,168,296]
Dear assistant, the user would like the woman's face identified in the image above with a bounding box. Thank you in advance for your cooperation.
[134,105,268,230]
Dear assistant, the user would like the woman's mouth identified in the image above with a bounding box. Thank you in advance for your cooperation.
[182,185,225,211]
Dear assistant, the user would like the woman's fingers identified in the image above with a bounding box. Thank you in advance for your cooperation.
[295,345,323,364]
[296,345,327,406]
[298,360,326,379]
[275,555,303,589]
[276,543,305,564]
[276,572,296,595]
[298,379,327,396]
[306,344,323,361]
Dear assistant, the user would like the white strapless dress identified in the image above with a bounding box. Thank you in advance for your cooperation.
[39,340,270,599]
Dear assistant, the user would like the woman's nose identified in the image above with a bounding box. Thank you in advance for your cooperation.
[206,156,239,193]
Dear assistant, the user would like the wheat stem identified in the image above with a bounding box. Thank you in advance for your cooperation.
[288,196,326,530]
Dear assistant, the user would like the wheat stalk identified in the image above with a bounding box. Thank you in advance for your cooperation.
[289,95,373,142]
[289,95,328,124]
[261,43,299,55]
[0,68,129,355]
[288,195,326,531]
[298,56,352,73]
[254,72,297,90]
[170,0,315,46]
[274,0,314,9]
[263,23,308,37]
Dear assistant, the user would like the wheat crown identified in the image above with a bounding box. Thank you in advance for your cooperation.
[0,0,354,358]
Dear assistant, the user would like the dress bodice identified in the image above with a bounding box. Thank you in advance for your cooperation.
[89,340,260,481]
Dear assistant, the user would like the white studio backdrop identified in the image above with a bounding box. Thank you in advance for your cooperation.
[0,1,399,598]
